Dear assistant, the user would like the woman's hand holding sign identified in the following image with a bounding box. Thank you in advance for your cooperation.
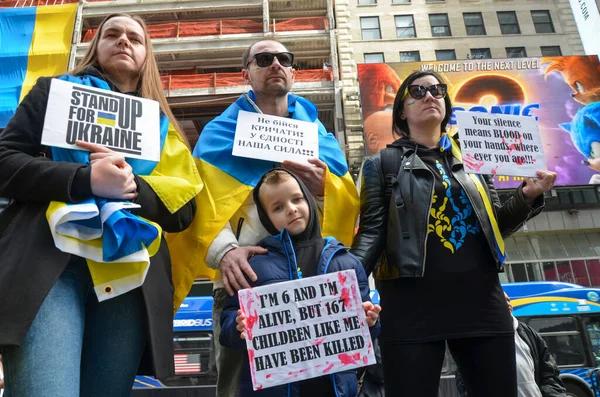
[522,170,557,205]
[76,140,138,200]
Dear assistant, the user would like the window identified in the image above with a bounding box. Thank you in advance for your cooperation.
[470,48,491,59]
[497,11,521,34]
[532,10,555,33]
[583,316,600,365]
[463,13,486,36]
[358,0,376,4]
[395,15,416,38]
[509,263,528,282]
[506,47,527,58]
[542,262,558,281]
[435,49,456,61]
[360,17,381,40]
[364,53,384,63]
[426,0,445,2]
[392,0,410,3]
[400,51,420,62]
[527,317,586,367]
[429,14,451,37]
[529,316,577,333]
[541,46,562,56]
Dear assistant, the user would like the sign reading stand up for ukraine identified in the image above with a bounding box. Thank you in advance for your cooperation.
[41,79,161,162]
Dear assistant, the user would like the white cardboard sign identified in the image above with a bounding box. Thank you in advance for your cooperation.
[238,269,376,391]
[456,111,547,177]
[232,110,319,163]
[42,78,161,162]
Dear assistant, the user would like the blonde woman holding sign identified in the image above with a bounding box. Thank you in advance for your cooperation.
[351,70,556,397]
[0,14,202,397]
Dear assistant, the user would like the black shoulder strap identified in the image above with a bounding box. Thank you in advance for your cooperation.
[380,147,404,199]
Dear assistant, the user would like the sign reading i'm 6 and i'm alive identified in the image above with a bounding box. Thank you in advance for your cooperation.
[238,270,375,391]
[41,79,161,161]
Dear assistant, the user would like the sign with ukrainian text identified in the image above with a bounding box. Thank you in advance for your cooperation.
[232,110,319,163]
[238,270,375,391]
[456,111,546,177]
[42,78,161,161]
[357,56,600,187]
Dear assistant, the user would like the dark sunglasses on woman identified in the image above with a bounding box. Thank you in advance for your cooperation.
[404,83,448,100]
[248,52,295,68]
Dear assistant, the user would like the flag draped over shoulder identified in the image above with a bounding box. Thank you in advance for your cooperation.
[445,133,506,263]
[0,4,77,127]
[166,91,359,281]
[46,74,203,306]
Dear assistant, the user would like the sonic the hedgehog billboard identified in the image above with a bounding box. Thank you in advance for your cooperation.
[358,56,600,188]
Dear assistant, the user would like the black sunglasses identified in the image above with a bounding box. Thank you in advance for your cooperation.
[248,52,295,68]
[404,84,448,100]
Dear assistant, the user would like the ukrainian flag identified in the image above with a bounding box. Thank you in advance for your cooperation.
[166,91,360,281]
[97,111,116,126]
[0,4,77,127]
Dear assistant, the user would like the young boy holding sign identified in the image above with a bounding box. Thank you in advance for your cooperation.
[220,169,381,396]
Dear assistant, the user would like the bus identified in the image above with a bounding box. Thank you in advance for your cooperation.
[133,292,216,396]
[505,281,600,397]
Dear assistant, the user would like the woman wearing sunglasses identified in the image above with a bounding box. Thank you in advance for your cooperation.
[352,70,556,396]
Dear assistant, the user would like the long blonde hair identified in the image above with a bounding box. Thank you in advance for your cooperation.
[70,13,188,146]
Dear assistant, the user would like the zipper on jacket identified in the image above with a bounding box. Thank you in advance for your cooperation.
[402,155,435,276]
[280,230,299,280]
[235,217,245,241]
[421,181,435,277]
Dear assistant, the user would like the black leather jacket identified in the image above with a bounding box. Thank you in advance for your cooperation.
[351,139,544,278]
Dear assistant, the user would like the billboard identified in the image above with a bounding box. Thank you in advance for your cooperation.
[357,56,600,188]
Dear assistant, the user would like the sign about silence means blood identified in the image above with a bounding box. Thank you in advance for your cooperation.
[238,269,376,390]
[456,111,547,177]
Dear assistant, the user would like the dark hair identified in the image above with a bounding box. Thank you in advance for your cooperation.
[242,34,285,69]
[392,70,453,137]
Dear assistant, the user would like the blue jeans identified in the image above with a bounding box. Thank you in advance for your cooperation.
[2,258,147,397]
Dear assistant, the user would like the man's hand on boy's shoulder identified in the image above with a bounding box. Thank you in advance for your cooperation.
[362,302,382,327]
[220,246,268,296]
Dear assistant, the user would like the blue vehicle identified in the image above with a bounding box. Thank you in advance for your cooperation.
[133,294,216,396]
[506,281,600,397]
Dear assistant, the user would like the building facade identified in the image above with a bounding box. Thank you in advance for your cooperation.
[2,0,600,288]
[336,0,595,170]
[67,0,342,150]
[335,0,600,287]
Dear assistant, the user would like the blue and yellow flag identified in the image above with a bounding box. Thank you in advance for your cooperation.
[46,74,203,307]
[166,91,360,281]
[0,4,76,127]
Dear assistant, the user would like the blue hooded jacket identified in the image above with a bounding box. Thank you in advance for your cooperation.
[220,229,380,397]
